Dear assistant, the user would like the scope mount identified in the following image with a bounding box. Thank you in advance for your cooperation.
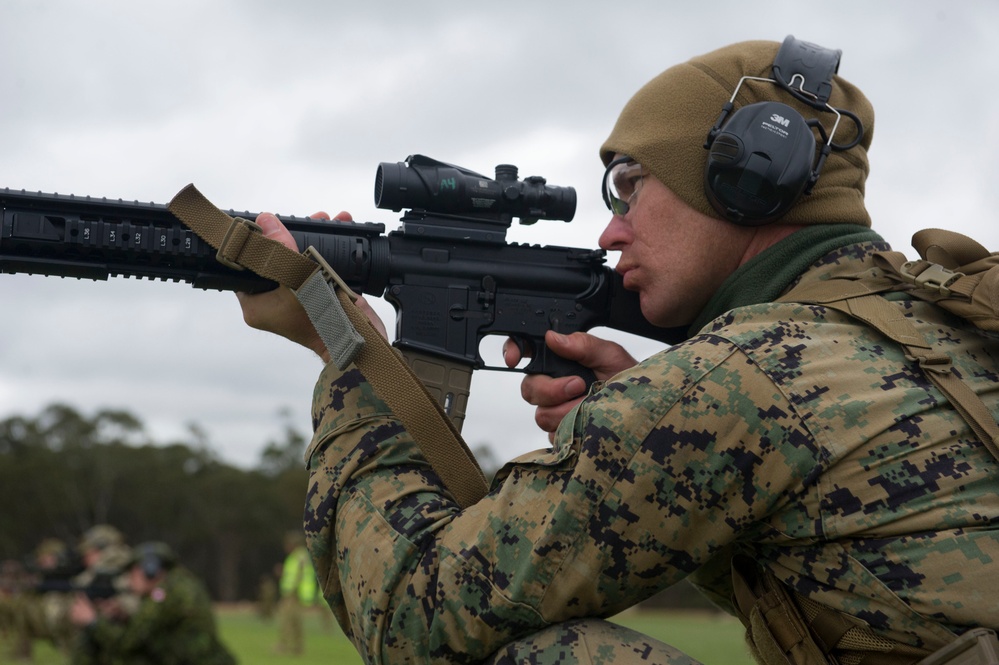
[398,209,513,244]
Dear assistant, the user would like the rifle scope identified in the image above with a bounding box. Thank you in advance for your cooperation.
[374,154,576,224]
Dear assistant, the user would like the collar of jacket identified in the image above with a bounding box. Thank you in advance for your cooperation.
[688,224,885,335]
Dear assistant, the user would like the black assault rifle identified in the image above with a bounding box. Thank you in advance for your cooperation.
[0,155,682,429]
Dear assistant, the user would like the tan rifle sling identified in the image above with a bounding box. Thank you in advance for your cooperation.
[166,185,489,508]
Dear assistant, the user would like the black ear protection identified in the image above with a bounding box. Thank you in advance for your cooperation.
[140,549,162,579]
[703,35,865,226]
[135,542,176,579]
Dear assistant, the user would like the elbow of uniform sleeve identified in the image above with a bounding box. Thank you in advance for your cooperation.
[306,362,397,467]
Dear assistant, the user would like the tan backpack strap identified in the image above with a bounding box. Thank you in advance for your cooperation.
[780,281,999,464]
[167,185,489,508]
[907,351,999,463]
[872,250,972,300]
[872,229,999,317]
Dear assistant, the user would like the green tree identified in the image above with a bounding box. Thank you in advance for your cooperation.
[0,403,308,601]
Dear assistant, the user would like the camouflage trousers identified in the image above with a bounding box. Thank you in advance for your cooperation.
[275,595,305,655]
[484,619,703,665]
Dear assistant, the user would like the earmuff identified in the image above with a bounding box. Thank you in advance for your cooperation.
[140,549,162,579]
[703,35,864,226]
[134,542,176,579]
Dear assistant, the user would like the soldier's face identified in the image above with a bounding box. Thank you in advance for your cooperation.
[129,566,155,596]
[82,549,101,569]
[598,159,753,327]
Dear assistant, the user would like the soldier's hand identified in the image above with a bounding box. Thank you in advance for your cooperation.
[236,211,388,363]
[96,596,129,621]
[70,594,97,626]
[504,331,637,440]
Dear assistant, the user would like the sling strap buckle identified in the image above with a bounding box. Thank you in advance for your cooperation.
[216,216,263,271]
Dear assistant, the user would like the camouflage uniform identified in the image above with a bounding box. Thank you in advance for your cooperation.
[79,526,126,562]
[29,539,79,653]
[304,224,999,663]
[75,565,235,665]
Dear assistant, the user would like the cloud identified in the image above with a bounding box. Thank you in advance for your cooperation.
[1,0,997,469]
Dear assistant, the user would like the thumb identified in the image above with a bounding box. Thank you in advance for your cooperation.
[544,331,598,362]
[254,212,299,252]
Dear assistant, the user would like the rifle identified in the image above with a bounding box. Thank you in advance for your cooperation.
[34,569,120,601]
[30,558,85,595]
[30,557,119,600]
[0,155,682,430]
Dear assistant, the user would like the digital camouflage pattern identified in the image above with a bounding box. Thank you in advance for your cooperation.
[74,566,235,665]
[483,619,702,665]
[304,225,999,664]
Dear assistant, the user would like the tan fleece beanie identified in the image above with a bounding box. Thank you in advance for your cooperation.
[600,40,875,226]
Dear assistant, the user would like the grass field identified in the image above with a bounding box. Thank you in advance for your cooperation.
[10,604,755,664]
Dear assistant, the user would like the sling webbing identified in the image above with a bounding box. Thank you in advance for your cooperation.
[167,184,489,508]
[778,279,999,464]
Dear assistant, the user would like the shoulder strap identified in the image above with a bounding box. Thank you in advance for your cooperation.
[873,229,999,332]
[167,184,489,508]
[778,278,999,464]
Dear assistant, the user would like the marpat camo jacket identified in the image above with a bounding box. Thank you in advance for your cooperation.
[304,224,999,663]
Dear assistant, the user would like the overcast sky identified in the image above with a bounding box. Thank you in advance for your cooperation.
[1,0,997,469]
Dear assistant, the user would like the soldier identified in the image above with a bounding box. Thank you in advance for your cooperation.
[71,541,235,665]
[69,540,136,665]
[274,530,317,655]
[0,559,32,661]
[256,568,278,622]
[237,37,999,664]
[28,538,80,654]
[75,524,135,605]
[70,524,139,650]
[77,525,126,571]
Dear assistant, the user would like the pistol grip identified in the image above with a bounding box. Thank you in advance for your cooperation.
[554,360,597,388]
[525,351,597,388]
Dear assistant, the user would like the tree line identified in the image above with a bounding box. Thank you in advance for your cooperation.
[0,402,718,611]
[0,402,504,602]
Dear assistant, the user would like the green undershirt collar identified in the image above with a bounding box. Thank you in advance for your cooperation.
[689,224,885,335]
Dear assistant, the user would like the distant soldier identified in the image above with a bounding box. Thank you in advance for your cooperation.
[3,538,83,661]
[274,530,317,655]
[66,525,135,664]
[29,538,81,654]
[72,541,235,665]
[0,560,17,637]
[76,525,133,596]
[0,558,32,661]
[257,568,278,621]
[77,525,126,571]
[69,541,135,665]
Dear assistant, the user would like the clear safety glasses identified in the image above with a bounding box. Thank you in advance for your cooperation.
[601,156,648,216]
